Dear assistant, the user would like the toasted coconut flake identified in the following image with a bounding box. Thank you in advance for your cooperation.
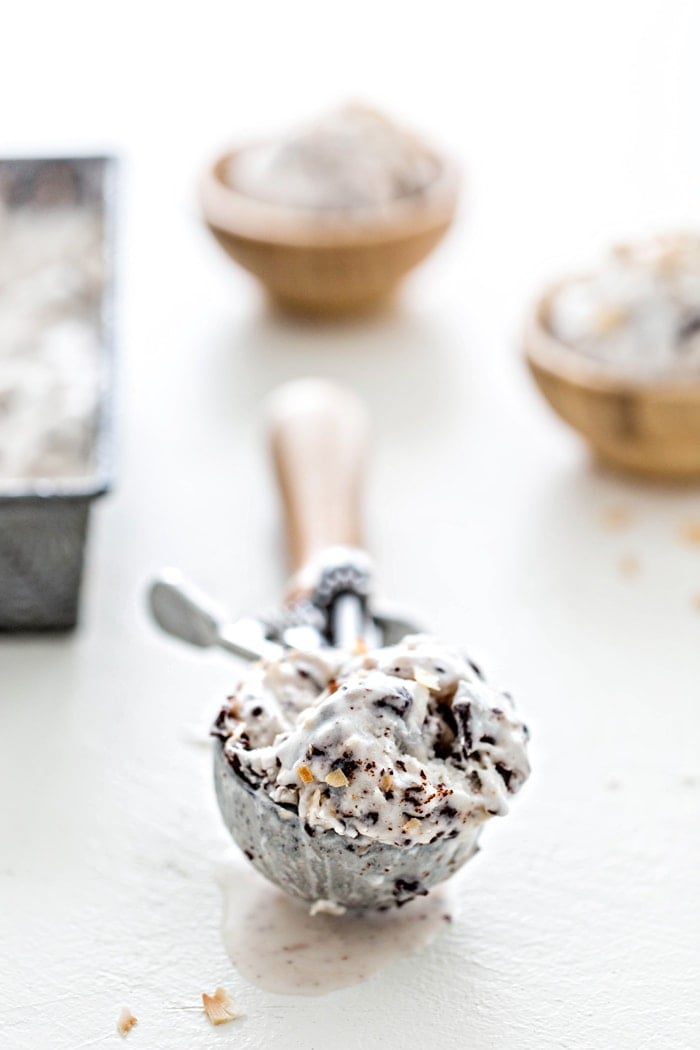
[593,304,627,336]
[325,768,349,788]
[353,638,368,655]
[402,817,421,834]
[117,1007,137,1037]
[202,987,240,1026]
[414,668,441,692]
[601,504,633,531]
[618,553,641,579]
[379,773,393,793]
[680,520,700,547]
[297,764,314,784]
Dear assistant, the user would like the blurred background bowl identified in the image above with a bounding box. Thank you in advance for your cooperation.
[525,285,700,479]
[200,147,460,317]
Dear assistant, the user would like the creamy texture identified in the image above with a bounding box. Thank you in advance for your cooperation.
[0,203,103,486]
[227,104,440,211]
[548,233,700,376]
[214,635,529,852]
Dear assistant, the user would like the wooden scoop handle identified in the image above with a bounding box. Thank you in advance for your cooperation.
[267,379,369,573]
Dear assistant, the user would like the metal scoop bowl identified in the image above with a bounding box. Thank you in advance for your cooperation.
[213,743,481,909]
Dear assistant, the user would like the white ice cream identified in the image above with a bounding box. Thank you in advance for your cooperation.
[214,635,530,850]
[226,104,440,211]
[0,203,103,487]
[548,233,700,376]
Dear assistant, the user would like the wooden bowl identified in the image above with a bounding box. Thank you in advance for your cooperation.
[200,147,460,317]
[525,284,700,479]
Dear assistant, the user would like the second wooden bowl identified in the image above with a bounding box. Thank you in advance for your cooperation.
[201,149,460,317]
[525,285,700,479]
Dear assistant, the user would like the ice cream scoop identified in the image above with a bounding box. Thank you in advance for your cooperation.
[214,635,528,908]
[210,379,530,909]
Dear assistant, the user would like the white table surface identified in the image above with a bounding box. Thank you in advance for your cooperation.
[1,2,699,1047]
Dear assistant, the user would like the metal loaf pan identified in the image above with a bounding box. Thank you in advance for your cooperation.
[0,155,117,629]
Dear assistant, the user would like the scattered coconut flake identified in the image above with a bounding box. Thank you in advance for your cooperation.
[402,817,422,834]
[379,772,393,793]
[202,987,241,1026]
[325,768,349,788]
[309,898,347,916]
[353,638,368,655]
[414,668,441,692]
[618,553,641,579]
[297,764,314,784]
[116,1007,137,1037]
[601,504,634,531]
[679,520,700,547]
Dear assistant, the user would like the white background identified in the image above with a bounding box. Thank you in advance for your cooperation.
[1,2,699,1047]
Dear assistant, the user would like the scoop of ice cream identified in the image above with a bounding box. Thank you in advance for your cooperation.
[213,636,529,853]
[226,104,440,211]
[548,233,700,376]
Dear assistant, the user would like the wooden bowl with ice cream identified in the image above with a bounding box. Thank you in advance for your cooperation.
[525,236,700,480]
[200,105,460,317]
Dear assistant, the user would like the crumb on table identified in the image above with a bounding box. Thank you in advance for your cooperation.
[679,520,700,547]
[618,553,641,578]
[202,987,241,1026]
[117,1007,137,1037]
[601,504,634,531]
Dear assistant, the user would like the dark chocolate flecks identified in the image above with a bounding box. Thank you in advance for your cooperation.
[211,707,230,740]
[455,702,473,752]
[373,686,412,717]
[227,750,261,790]
[495,763,514,790]
[331,754,360,779]
[437,701,459,739]
[678,314,700,342]
[394,878,428,904]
